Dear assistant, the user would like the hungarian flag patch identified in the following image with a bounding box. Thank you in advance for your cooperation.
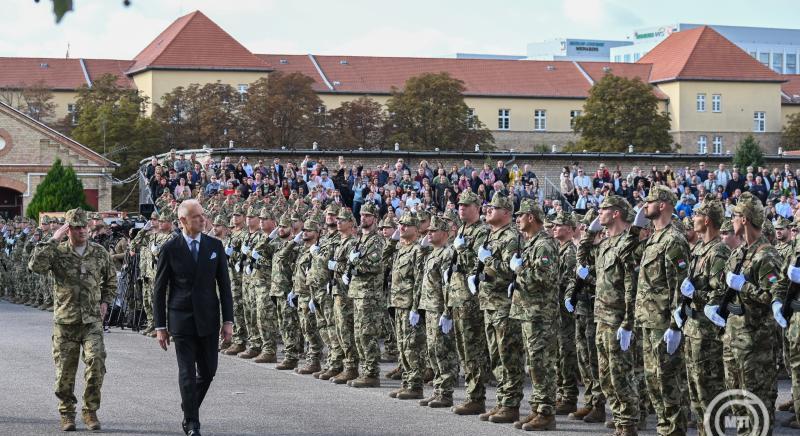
[677,259,687,269]
[768,273,778,283]
[541,256,551,266]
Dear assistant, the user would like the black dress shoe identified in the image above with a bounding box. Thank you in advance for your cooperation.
[187,430,202,436]
[181,419,189,435]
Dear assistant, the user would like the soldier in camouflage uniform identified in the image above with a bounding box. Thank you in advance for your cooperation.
[450,191,491,416]
[344,201,386,388]
[509,200,560,431]
[249,209,279,363]
[329,208,360,384]
[674,195,729,436]
[29,208,116,432]
[776,214,800,428]
[236,207,265,359]
[708,192,780,434]
[378,217,400,365]
[774,216,795,414]
[271,213,304,370]
[553,211,579,416]
[473,194,522,424]
[129,212,159,332]
[223,206,248,355]
[636,185,691,436]
[292,218,325,374]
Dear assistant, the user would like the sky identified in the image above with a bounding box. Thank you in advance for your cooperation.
[1,0,799,60]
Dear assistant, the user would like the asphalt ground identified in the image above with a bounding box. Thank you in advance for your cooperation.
[0,300,795,435]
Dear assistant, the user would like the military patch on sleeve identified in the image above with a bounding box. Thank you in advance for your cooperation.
[541,256,551,266]
[767,273,778,284]
[677,259,687,269]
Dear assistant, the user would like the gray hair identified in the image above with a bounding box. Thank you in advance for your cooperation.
[177,199,202,219]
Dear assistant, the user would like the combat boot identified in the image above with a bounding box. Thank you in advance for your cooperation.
[295,361,321,375]
[488,406,519,423]
[275,359,298,370]
[514,412,537,429]
[778,400,794,411]
[606,420,615,429]
[37,302,49,310]
[253,352,277,364]
[218,339,232,351]
[522,413,556,431]
[428,395,452,408]
[583,404,606,423]
[419,394,437,406]
[60,414,76,431]
[223,343,246,355]
[384,365,402,379]
[618,424,638,436]
[331,368,359,384]
[389,388,403,398]
[380,350,398,362]
[554,400,577,415]
[479,404,501,421]
[82,411,101,431]
[423,367,434,384]
[46,304,54,312]
[318,368,341,380]
[347,375,380,388]
[396,388,423,400]
[569,406,592,420]
[453,400,486,415]
[237,348,261,359]
[147,330,157,338]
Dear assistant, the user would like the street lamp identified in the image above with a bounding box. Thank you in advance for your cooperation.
[394,142,400,151]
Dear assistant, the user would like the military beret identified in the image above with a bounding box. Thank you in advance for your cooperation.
[429,215,449,233]
[645,185,677,205]
[694,194,724,228]
[458,190,481,206]
[732,192,765,228]
[337,208,355,222]
[360,202,378,216]
[212,215,229,227]
[65,208,89,227]
[552,211,576,227]
[489,193,513,211]
[398,213,419,227]
[774,216,792,230]
[303,218,321,232]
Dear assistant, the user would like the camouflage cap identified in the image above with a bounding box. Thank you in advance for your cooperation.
[65,208,89,227]
[762,217,775,237]
[694,194,724,228]
[552,211,576,227]
[337,208,355,222]
[442,209,462,227]
[379,216,397,229]
[150,211,160,220]
[159,209,174,221]
[581,208,598,225]
[89,212,102,220]
[514,198,544,222]
[290,212,303,223]
[398,213,419,227]
[458,190,481,206]
[681,216,694,231]
[720,218,733,233]
[415,209,431,223]
[232,204,244,216]
[57,217,65,224]
[278,213,292,227]
[303,218,321,232]
[672,216,685,233]
[732,192,765,227]
[212,215,229,227]
[324,203,341,216]
[774,216,792,230]
[489,193,513,211]
[599,194,632,211]
[429,215,449,233]
[360,202,378,216]
[645,185,678,205]
[258,208,274,220]
[246,206,259,217]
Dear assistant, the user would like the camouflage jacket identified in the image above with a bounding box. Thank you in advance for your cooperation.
[385,239,425,309]
[270,237,299,297]
[684,237,730,339]
[292,244,313,296]
[722,235,781,331]
[308,231,341,293]
[592,226,640,330]
[418,245,452,314]
[252,234,278,288]
[227,228,247,275]
[777,241,793,264]
[331,234,358,297]
[635,222,691,330]
[29,239,115,324]
[510,230,559,322]
[240,229,263,275]
[478,223,521,314]
[448,221,490,307]
[571,234,599,316]
[558,241,576,314]
[347,230,385,300]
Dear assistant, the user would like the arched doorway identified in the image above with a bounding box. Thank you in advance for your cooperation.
[0,187,22,219]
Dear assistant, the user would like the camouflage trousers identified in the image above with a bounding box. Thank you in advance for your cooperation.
[396,307,426,390]
[684,333,725,436]
[484,309,524,407]
[52,322,106,415]
[425,311,458,398]
[254,275,277,355]
[334,294,358,370]
[521,318,558,416]
[313,290,341,371]
[382,309,398,357]
[454,299,489,403]
[274,294,303,362]
[596,322,640,427]
[353,297,383,378]
[229,268,247,345]
[297,295,324,364]
[641,327,686,436]
[241,272,262,350]
[557,307,579,404]
[787,314,800,417]
[575,312,604,408]
[723,322,777,435]
[141,277,154,330]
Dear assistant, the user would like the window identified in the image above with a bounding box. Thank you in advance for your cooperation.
[749,51,757,58]
[533,109,546,131]
[772,53,784,73]
[67,103,77,126]
[759,52,770,67]
[712,136,723,155]
[237,84,249,101]
[712,94,721,113]
[697,135,707,154]
[614,55,621,62]
[788,54,797,74]
[498,109,510,130]
[570,110,582,129]
[315,105,327,127]
[753,111,766,132]
[696,93,706,112]
[467,108,476,129]
[623,54,631,63]
[633,53,641,61]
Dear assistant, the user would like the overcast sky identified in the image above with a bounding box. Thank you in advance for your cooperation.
[2,0,798,60]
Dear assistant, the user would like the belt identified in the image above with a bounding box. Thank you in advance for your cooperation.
[790,299,800,312]
[725,303,744,316]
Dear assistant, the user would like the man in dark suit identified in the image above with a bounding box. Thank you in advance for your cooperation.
[154,199,233,436]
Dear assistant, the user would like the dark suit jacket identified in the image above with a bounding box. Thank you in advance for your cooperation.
[153,233,233,337]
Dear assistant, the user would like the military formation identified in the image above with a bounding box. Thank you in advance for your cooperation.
[6,181,800,435]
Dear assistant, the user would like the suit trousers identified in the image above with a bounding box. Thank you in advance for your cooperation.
[172,332,219,426]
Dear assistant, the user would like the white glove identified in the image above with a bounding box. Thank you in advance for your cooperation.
[704,305,726,328]
[326,282,332,295]
[308,299,316,313]
[443,267,451,286]
[225,246,233,256]
[773,301,788,328]
[507,282,514,298]
[680,278,695,298]
[588,217,602,232]
[348,250,360,262]
[663,328,682,355]
[287,291,296,308]
[142,221,153,231]
[673,307,684,329]
[725,272,746,292]
[788,265,800,284]
[633,207,650,228]
[251,250,261,260]
[342,274,350,285]
[409,310,420,327]
[23,228,30,234]
[150,243,158,254]
[478,245,492,263]
[241,244,250,255]
[293,232,303,244]
[564,297,574,313]
[419,235,431,248]
[616,327,632,351]
[391,228,401,241]
[577,265,589,280]
[327,260,337,271]
[439,314,453,334]
[467,275,477,295]
[453,234,466,249]
[268,228,279,240]
[310,244,320,255]
[509,253,523,273]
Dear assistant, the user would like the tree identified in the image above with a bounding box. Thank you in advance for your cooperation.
[26,159,91,219]
[0,81,56,123]
[783,113,800,151]
[733,134,764,171]
[568,74,673,152]
[322,96,388,149]
[241,73,322,148]
[387,72,493,151]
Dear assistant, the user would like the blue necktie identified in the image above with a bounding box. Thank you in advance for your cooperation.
[191,240,198,262]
